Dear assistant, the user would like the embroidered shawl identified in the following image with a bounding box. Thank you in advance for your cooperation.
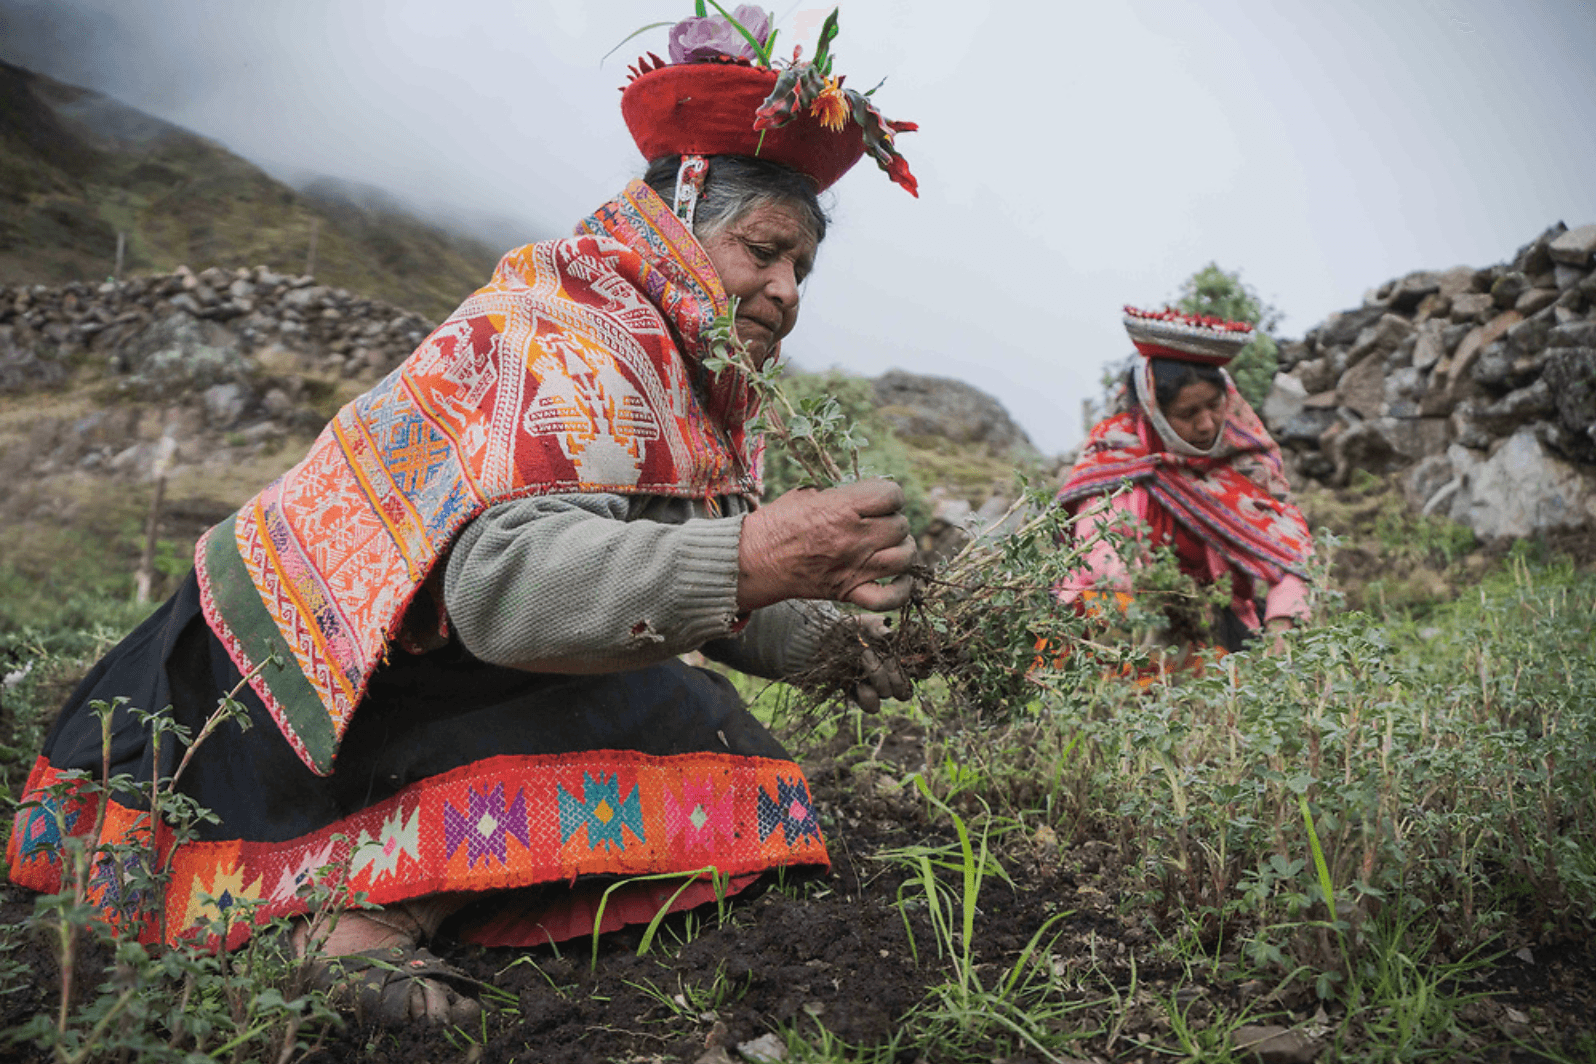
[1056,376,1312,584]
[196,180,763,776]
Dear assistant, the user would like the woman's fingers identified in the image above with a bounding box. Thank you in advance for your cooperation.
[843,572,914,612]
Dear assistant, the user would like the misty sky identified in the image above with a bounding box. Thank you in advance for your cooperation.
[4,0,1595,453]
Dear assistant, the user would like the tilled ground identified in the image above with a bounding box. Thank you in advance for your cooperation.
[4,714,1595,1063]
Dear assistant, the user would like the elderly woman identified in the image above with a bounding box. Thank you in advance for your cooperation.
[1053,307,1314,656]
[8,7,917,1025]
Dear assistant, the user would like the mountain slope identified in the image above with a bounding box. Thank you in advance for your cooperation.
[0,60,514,320]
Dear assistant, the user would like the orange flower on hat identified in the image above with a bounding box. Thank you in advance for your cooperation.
[808,77,849,132]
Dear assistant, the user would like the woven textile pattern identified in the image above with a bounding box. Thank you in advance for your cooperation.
[1056,381,1313,584]
[7,749,828,948]
[196,181,764,776]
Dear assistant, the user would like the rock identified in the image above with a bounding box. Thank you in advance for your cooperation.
[1291,357,1336,394]
[1346,313,1413,367]
[1404,452,1456,509]
[1474,378,1556,435]
[1449,292,1495,321]
[1388,333,1418,368]
[736,1033,788,1063]
[1515,287,1559,315]
[118,311,247,397]
[1450,400,1492,449]
[168,292,202,316]
[280,285,329,311]
[1422,310,1522,415]
[1231,1024,1322,1064]
[203,382,249,426]
[1330,420,1399,484]
[1548,223,1596,266]
[1413,291,1450,323]
[1449,426,1596,538]
[1411,320,1446,371]
[1337,352,1387,419]
[1470,342,1513,391]
[1262,373,1308,431]
[1374,416,1451,462]
[1383,364,1423,413]
[1547,321,1596,348]
[1504,309,1558,357]
[1555,264,1586,290]
[1388,270,1440,311]
[1318,304,1388,348]
[1277,340,1310,369]
[1512,223,1568,276]
[0,329,70,392]
[1543,346,1596,457]
[1279,407,1338,445]
[1435,264,1479,300]
[1492,271,1530,308]
[872,370,1034,452]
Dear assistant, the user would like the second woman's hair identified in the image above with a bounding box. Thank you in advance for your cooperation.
[1124,358,1227,412]
[644,155,829,245]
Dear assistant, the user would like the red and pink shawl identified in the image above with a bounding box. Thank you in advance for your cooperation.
[1056,378,1313,586]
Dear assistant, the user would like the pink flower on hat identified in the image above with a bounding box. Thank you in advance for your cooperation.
[668,5,772,63]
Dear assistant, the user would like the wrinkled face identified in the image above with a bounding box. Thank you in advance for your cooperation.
[700,201,817,366]
[1163,380,1227,450]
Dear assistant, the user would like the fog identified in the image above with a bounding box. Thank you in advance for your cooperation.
[4,0,1595,452]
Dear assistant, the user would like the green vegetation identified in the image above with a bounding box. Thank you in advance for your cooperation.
[1174,262,1282,410]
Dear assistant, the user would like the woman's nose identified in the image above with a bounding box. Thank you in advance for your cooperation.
[766,262,800,310]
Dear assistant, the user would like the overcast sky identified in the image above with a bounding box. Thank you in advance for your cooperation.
[4,0,1594,453]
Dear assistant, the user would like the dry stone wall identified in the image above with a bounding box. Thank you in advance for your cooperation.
[1264,222,1596,539]
[1,264,434,395]
[0,265,437,483]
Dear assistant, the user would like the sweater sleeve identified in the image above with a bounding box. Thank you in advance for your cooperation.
[1052,493,1137,604]
[442,494,745,673]
[1264,573,1312,625]
[701,598,843,680]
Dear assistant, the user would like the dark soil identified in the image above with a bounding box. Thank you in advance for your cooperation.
[5,713,1596,1063]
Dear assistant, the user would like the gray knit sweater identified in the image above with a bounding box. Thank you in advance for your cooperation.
[442,493,840,679]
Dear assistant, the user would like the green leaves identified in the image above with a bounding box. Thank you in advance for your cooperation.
[811,8,841,76]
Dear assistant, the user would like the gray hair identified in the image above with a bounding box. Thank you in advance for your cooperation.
[643,155,828,245]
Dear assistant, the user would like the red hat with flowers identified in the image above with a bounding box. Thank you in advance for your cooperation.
[1122,305,1254,366]
[620,4,918,197]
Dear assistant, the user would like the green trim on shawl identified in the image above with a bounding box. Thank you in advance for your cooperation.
[199,515,336,770]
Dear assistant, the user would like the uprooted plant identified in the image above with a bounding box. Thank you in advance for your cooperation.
[703,302,1239,715]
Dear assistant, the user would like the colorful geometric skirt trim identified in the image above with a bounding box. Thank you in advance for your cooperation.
[7,748,828,949]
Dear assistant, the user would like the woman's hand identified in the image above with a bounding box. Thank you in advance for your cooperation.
[845,614,912,713]
[737,479,916,613]
[1265,616,1293,656]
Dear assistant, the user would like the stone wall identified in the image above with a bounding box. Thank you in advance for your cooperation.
[1264,222,1596,539]
[1,264,433,396]
[0,265,437,487]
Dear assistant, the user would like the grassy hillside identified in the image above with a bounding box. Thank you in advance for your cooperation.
[0,60,511,320]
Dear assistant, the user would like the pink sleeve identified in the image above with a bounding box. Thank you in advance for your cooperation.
[1053,494,1136,604]
[1264,573,1311,624]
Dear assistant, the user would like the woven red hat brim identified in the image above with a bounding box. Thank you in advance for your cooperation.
[1131,341,1237,366]
[621,63,866,191]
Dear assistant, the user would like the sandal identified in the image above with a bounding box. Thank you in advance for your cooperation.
[312,944,484,1026]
